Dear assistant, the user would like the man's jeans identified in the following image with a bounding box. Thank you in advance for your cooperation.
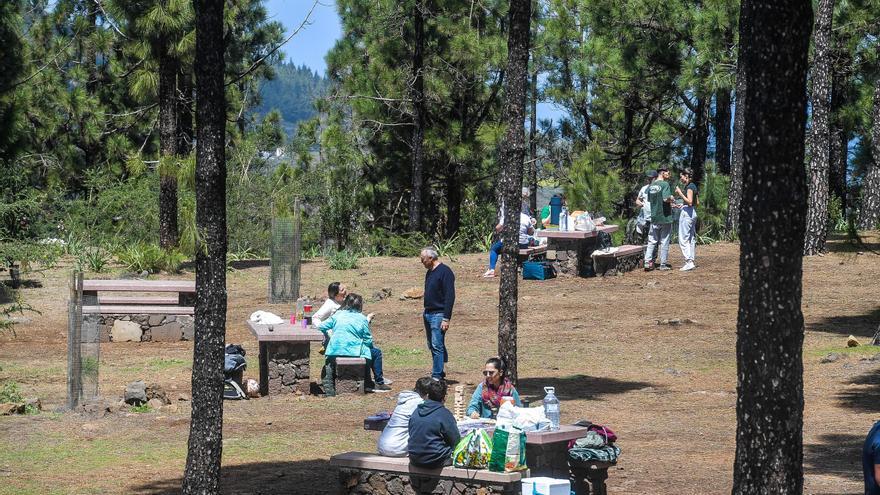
[423,312,448,379]
[645,222,672,265]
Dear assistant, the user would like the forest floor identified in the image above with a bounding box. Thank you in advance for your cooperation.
[0,234,878,494]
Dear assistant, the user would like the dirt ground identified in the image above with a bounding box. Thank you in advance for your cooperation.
[0,235,878,494]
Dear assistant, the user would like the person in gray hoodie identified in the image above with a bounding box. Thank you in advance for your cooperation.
[377,377,432,456]
[407,378,461,468]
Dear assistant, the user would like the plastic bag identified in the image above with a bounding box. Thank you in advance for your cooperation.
[573,213,595,232]
[452,428,493,469]
[489,425,527,472]
[496,403,550,432]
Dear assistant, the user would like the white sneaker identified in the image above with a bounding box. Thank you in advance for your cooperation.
[680,261,695,271]
[482,269,496,278]
[380,377,393,385]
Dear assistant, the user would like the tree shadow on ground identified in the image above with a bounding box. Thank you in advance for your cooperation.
[131,459,336,495]
[837,368,880,413]
[825,233,880,254]
[803,432,864,487]
[517,374,655,402]
[812,307,880,338]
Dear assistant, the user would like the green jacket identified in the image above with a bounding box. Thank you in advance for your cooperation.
[318,309,373,359]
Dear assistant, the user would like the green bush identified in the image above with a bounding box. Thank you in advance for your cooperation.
[0,381,24,403]
[695,165,730,244]
[369,230,431,257]
[76,247,110,273]
[114,244,186,274]
[328,250,359,270]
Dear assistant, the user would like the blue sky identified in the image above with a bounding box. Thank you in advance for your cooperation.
[263,0,566,121]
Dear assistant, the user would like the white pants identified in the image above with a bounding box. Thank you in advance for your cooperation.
[645,222,672,265]
[678,206,697,263]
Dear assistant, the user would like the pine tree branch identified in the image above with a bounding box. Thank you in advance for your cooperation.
[92,0,130,40]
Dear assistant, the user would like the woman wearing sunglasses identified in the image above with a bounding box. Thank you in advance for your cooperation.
[466,357,522,419]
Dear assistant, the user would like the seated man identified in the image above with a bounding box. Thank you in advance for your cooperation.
[483,209,536,278]
[318,293,390,395]
[377,377,432,457]
[407,378,461,468]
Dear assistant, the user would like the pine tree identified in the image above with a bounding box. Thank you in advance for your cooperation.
[183,0,227,491]
[497,0,531,385]
[860,58,880,230]
[732,0,811,492]
[804,0,835,255]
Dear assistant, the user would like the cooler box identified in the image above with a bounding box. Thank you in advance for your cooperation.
[521,477,570,495]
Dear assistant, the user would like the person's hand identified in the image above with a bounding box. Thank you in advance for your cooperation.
[495,223,503,233]
[470,412,480,419]
[530,217,537,227]
[440,320,449,332]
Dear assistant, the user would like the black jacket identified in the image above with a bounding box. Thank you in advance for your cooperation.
[407,400,461,468]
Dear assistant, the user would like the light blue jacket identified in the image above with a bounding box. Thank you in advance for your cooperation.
[465,382,522,419]
[318,309,373,359]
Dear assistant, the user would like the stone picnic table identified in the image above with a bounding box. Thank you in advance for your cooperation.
[245,320,324,396]
[537,224,619,277]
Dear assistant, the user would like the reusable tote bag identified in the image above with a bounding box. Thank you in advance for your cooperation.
[488,425,527,472]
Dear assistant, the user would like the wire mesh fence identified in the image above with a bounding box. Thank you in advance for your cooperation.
[67,272,99,409]
[269,199,302,304]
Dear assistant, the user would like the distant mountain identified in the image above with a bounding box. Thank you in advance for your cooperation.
[254,62,330,135]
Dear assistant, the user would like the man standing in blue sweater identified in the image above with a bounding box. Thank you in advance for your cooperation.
[420,247,455,379]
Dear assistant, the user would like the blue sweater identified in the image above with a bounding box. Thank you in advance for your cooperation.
[407,400,461,468]
[424,263,455,320]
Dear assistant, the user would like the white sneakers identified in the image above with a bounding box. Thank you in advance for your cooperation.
[482,269,496,278]
[680,261,696,271]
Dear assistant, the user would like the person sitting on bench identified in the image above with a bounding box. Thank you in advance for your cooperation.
[408,378,460,468]
[378,377,433,457]
[313,282,346,354]
[319,293,391,394]
[467,357,522,419]
[483,207,536,278]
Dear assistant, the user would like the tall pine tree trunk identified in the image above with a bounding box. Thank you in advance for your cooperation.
[182,0,227,492]
[690,95,710,185]
[859,71,880,230]
[159,49,180,249]
[497,0,531,385]
[408,0,425,232]
[715,89,732,175]
[445,165,462,237]
[726,45,748,236]
[528,69,538,215]
[804,0,834,255]
[732,0,811,493]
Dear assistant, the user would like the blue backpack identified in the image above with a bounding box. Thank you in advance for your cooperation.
[522,261,556,280]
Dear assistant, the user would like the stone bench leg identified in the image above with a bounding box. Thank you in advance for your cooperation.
[259,341,310,396]
[527,442,571,479]
[569,461,609,495]
[335,360,367,395]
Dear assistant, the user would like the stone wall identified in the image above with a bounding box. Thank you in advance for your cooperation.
[338,468,520,495]
[265,342,310,394]
[97,315,194,342]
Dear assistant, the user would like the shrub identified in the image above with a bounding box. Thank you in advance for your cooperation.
[328,250,359,270]
[114,244,185,274]
[0,381,24,403]
[76,247,110,273]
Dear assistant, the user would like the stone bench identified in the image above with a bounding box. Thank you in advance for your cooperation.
[81,279,195,342]
[591,244,644,276]
[335,357,367,394]
[330,452,528,495]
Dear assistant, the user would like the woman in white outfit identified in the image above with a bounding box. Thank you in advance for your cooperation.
[674,168,698,271]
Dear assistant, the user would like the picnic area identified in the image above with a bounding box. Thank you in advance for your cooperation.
[0,237,877,494]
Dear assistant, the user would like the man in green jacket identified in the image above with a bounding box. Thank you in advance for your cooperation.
[645,167,675,271]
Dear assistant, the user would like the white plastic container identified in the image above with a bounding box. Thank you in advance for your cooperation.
[521,477,570,495]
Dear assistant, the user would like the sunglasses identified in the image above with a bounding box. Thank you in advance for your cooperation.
[483,370,498,376]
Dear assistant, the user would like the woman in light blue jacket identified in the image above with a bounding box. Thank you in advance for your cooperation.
[319,293,390,395]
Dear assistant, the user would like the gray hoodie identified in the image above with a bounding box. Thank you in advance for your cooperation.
[377,390,424,456]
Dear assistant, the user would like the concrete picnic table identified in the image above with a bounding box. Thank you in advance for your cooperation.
[536,224,619,277]
[245,320,324,396]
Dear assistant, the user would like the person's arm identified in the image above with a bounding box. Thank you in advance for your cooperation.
[442,409,462,448]
[311,300,335,327]
[466,384,483,418]
[875,463,880,487]
[441,269,455,330]
[675,186,694,206]
[317,314,336,336]
[359,318,374,348]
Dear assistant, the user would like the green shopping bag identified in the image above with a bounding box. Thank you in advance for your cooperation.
[488,425,527,472]
[452,428,493,469]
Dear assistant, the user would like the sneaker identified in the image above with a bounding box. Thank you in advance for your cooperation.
[680,261,695,272]
[380,377,393,385]
[368,383,392,393]
[482,269,496,278]
[658,263,672,271]
[644,261,655,272]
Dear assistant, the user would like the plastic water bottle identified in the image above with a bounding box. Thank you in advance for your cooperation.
[559,206,568,231]
[543,386,560,431]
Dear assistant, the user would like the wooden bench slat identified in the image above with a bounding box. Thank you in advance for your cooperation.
[329,452,528,483]
[335,357,367,365]
[82,280,195,293]
[83,305,194,315]
[592,244,644,258]
[98,296,180,305]
[518,245,548,256]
